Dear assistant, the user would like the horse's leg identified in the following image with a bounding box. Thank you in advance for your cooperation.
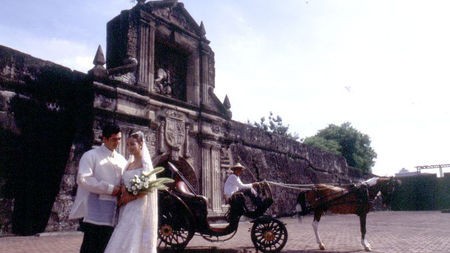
[359,212,372,251]
[312,210,325,250]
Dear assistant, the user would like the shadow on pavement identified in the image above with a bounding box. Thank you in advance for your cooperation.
[284,250,364,253]
[158,247,243,253]
[159,248,365,253]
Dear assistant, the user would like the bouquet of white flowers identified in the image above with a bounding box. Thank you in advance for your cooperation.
[126,166,174,196]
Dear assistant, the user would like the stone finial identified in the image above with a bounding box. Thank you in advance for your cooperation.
[223,95,232,120]
[93,45,106,66]
[199,21,206,37]
[88,45,107,79]
[223,95,231,109]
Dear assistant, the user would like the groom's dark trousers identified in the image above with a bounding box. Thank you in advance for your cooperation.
[79,222,114,253]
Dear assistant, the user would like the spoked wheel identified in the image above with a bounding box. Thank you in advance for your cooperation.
[251,217,288,253]
[158,191,195,251]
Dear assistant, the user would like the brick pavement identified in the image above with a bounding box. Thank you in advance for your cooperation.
[1,211,449,253]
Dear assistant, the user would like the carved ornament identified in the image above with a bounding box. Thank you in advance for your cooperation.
[151,4,199,36]
[164,109,186,149]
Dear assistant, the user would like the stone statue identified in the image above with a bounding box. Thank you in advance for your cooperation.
[154,68,172,96]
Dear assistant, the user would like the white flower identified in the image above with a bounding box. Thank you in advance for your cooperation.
[126,167,174,196]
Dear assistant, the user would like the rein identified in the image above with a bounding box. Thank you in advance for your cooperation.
[264,180,317,191]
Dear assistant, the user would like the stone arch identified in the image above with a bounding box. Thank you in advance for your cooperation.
[152,153,199,194]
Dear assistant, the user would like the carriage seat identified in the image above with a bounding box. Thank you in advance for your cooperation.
[173,179,209,220]
[174,179,208,204]
[175,179,196,197]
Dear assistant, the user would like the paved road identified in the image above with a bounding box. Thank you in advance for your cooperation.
[1,211,449,253]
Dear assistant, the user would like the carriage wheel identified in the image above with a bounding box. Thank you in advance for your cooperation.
[158,191,195,251]
[251,217,288,253]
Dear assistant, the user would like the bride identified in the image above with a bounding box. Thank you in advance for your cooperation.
[105,131,158,253]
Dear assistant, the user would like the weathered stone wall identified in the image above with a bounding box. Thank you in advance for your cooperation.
[226,121,362,216]
[0,45,91,235]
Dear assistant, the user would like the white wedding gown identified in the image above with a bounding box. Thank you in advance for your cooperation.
[105,168,158,253]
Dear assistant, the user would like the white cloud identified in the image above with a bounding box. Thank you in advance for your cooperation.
[0,25,95,72]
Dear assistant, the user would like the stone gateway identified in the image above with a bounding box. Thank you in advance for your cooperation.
[0,1,365,235]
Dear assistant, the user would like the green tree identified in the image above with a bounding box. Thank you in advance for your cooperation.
[249,112,299,141]
[303,136,341,155]
[303,122,377,174]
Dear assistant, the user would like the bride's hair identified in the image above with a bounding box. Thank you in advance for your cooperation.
[129,131,153,173]
[130,131,144,144]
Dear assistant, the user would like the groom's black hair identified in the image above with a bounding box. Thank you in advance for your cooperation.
[102,123,121,138]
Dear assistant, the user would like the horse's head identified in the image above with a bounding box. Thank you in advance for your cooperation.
[371,177,401,206]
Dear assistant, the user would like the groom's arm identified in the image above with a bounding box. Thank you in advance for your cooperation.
[77,151,117,195]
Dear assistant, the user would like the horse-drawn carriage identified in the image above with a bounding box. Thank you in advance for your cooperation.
[156,161,399,252]
[157,162,288,252]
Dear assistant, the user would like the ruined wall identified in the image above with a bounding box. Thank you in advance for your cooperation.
[0,45,92,235]
[226,121,362,216]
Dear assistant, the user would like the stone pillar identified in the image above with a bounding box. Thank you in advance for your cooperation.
[137,20,155,91]
[201,140,223,214]
[186,52,200,106]
[184,124,191,158]
[200,43,210,106]
[201,142,212,209]
[159,120,166,154]
[211,144,222,213]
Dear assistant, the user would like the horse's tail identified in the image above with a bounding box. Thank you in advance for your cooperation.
[296,191,310,216]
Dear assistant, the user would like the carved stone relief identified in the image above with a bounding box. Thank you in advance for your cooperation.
[165,111,185,150]
[94,94,115,111]
[153,7,171,20]
[144,129,157,157]
[211,124,221,134]
[110,72,136,85]
[152,6,197,36]
[158,109,189,160]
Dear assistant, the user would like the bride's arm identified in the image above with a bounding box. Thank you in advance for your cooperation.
[117,185,146,207]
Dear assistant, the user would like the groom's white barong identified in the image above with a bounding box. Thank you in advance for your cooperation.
[69,144,127,226]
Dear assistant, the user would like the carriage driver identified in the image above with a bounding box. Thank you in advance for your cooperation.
[224,163,266,211]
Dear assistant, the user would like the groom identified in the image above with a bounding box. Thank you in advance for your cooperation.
[69,123,127,253]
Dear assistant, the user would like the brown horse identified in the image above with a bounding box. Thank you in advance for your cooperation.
[297,177,399,251]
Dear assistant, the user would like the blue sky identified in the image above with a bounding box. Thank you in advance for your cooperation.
[2,0,450,177]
